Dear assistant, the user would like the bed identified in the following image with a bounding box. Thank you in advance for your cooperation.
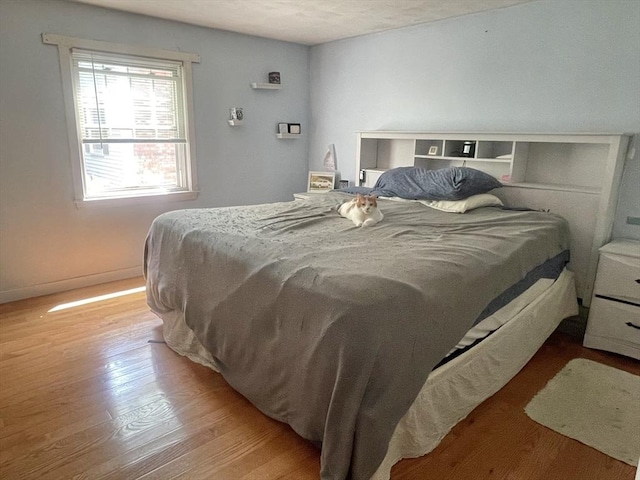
[144,169,578,480]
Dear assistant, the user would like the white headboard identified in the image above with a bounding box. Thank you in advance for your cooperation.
[355,131,631,304]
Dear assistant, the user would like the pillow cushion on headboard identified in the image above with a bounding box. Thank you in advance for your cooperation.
[420,193,503,213]
[373,166,502,200]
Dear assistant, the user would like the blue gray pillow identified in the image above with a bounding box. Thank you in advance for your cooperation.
[370,166,502,200]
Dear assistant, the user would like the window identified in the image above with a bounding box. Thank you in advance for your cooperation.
[44,34,200,205]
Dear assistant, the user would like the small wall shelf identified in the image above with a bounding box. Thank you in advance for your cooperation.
[276,133,302,139]
[228,119,244,126]
[251,82,282,90]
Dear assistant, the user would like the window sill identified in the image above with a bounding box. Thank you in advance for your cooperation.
[74,190,199,208]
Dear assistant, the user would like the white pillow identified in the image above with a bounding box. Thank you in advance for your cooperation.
[420,193,503,213]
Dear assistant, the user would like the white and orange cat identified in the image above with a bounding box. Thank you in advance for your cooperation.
[338,194,384,227]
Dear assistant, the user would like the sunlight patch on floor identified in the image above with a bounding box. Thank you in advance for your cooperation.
[48,286,146,312]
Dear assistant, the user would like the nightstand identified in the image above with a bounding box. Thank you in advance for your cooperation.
[583,239,640,359]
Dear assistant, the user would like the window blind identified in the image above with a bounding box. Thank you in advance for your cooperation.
[72,49,186,145]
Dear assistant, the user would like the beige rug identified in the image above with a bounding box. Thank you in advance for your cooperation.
[525,358,640,466]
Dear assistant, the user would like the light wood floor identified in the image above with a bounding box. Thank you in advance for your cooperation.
[1,278,638,480]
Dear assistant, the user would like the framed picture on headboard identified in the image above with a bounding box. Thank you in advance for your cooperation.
[308,171,335,193]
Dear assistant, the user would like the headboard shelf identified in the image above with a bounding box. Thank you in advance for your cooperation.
[355,131,631,305]
[503,182,601,194]
[414,155,512,164]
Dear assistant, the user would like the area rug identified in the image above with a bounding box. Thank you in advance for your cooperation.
[525,358,640,466]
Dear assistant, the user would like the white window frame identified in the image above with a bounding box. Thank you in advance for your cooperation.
[43,33,200,207]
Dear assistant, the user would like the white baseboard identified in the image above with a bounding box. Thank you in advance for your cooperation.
[0,266,143,304]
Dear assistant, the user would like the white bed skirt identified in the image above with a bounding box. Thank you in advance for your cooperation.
[373,268,577,478]
[157,269,578,480]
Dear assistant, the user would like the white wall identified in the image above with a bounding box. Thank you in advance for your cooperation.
[309,0,640,240]
[0,0,310,302]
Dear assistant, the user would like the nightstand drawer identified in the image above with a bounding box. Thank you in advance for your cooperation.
[584,297,640,359]
[593,253,640,303]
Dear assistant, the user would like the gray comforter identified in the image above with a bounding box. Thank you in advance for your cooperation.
[144,192,570,479]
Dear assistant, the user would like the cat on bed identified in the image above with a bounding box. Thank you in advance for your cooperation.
[338,194,384,227]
